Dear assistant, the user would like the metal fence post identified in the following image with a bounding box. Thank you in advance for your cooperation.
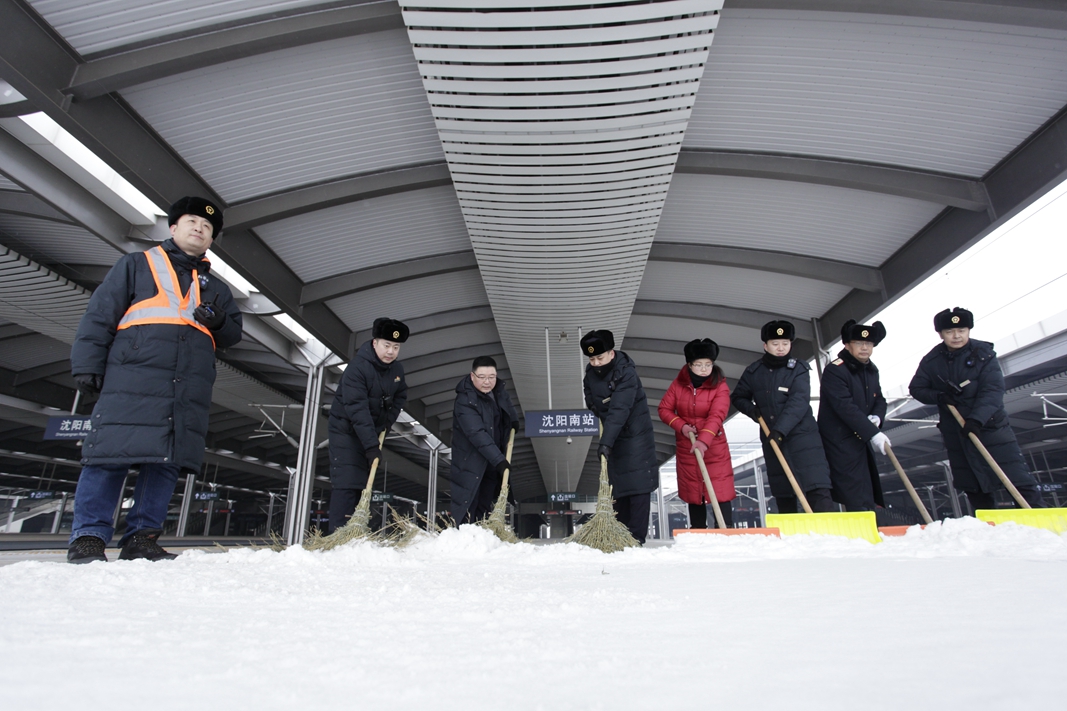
[177,474,195,537]
[426,444,439,529]
[285,359,326,546]
[51,492,68,534]
[753,462,769,527]
[940,461,963,518]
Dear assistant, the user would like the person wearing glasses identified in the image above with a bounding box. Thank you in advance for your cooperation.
[658,339,735,528]
[450,356,519,525]
[731,320,835,514]
[327,317,409,533]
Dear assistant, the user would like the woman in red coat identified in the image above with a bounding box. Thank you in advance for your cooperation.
[658,338,736,528]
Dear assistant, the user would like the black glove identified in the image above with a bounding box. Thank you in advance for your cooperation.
[937,392,958,407]
[364,446,381,467]
[597,444,612,459]
[749,406,762,424]
[963,419,982,437]
[495,459,511,475]
[74,373,103,397]
[194,296,225,330]
[768,429,785,444]
[510,421,519,433]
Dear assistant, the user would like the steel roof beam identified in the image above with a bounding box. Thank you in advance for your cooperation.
[818,105,1067,345]
[64,2,404,100]
[353,305,495,345]
[676,149,990,212]
[301,250,479,306]
[649,242,884,293]
[625,337,762,366]
[0,190,74,223]
[632,300,815,341]
[0,99,34,118]
[402,343,503,375]
[728,0,1067,31]
[226,163,452,232]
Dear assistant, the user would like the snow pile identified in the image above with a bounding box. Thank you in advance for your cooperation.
[2,520,1065,710]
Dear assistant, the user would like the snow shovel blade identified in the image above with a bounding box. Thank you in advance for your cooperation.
[676,528,781,537]
[974,507,1067,534]
[766,511,880,544]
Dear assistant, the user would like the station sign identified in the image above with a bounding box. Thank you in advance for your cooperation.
[549,492,577,503]
[43,416,93,440]
[27,491,57,499]
[371,492,395,503]
[1039,483,1063,492]
[525,410,598,437]
[194,491,220,501]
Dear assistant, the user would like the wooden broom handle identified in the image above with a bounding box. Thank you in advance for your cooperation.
[363,429,388,493]
[884,443,934,524]
[946,405,1029,509]
[500,429,516,491]
[688,430,727,528]
[758,416,813,514]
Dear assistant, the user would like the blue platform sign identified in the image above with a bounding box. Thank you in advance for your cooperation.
[525,410,599,438]
[44,416,93,440]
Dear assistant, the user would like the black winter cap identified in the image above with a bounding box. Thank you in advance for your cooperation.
[372,317,410,343]
[168,196,223,235]
[934,307,974,331]
[580,330,614,357]
[760,320,795,342]
[841,319,886,345]
[684,338,719,363]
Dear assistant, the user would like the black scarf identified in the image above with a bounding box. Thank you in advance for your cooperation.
[688,369,709,388]
[761,352,790,369]
[590,360,615,378]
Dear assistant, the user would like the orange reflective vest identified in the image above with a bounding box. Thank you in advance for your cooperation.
[117,245,216,348]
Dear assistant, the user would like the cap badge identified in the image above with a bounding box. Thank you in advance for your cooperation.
[951,316,960,324]
[587,346,594,353]
[776,328,784,336]
[393,330,400,339]
[861,329,869,338]
[205,205,215,215]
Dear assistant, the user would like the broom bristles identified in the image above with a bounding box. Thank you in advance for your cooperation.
[566,457,638,553]
[302,486,375,551]
[477,481,518,543]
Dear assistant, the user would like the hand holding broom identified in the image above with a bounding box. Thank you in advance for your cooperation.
[757,416,813,514]
[480,426,518,542]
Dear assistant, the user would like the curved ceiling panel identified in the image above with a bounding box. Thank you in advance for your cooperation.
[0,175,23,191]
[626,315,760,355]
[27,0,328,55]
[0,214,121,266]
[326,269,490,332]
[686,10,1067,177]
[122,29,442,202]
[255,185,469,282]
[657,173,945,266]
[638,262,850,318]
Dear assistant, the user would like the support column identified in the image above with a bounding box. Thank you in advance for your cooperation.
[5,496,19,531]
[51,493,68,534]
[810,317,826,378]
[285,359,327,546]
[656,475,668,540]
[925,486,938,520]
[753,462,769,527]
[426,444,439,529]
[202,498,214,536]
[265,493,276,536]
[176,474,195,537]
[940,461,963,518]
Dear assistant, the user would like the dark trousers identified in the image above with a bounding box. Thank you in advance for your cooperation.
[613,493,651,543]
[965,486,1045,511]
[774,488,836,514]
[328,488,359,533]
[687,501,734,529]
[456,469,502,525]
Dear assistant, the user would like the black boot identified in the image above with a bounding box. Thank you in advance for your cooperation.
[119,529,177,561]
[67,536,108,564]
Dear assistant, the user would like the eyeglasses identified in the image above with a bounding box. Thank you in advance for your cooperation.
[689,362,714,371]
[472,374,497,382]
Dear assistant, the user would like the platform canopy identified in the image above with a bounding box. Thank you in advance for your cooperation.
[1,0,1066,502]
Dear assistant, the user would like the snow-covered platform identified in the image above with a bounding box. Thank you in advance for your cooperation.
[2,518,1064,710]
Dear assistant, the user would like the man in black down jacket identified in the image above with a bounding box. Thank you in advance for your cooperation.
[819,320,890,516]
[731,320,835,513]
[450,356,518,524]
[67,197,242,563]
[581,330,658,543]
[327,317,409,532]
[909,307,1043,509]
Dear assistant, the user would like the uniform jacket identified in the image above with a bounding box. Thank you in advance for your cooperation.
[450,375,517,520]
[71,239,242,471]
[819,349,888,508]
[731,355,832,495]
[658,366,735,504]
[584,350,658,497]
[328,340,407,489]
[909,339,1034,493]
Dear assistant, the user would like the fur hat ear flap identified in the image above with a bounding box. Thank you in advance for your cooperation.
[840,319,857,343]
[870,321,886,345]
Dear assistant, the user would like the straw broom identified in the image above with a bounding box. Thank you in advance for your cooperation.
[478,429,518,543]
[566,427,639,553]
[304,430,387,551]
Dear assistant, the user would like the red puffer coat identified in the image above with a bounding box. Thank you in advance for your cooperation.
[658,366,736,504]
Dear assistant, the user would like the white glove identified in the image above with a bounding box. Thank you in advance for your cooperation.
[870,431,890,455]
[867,414,881,427]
